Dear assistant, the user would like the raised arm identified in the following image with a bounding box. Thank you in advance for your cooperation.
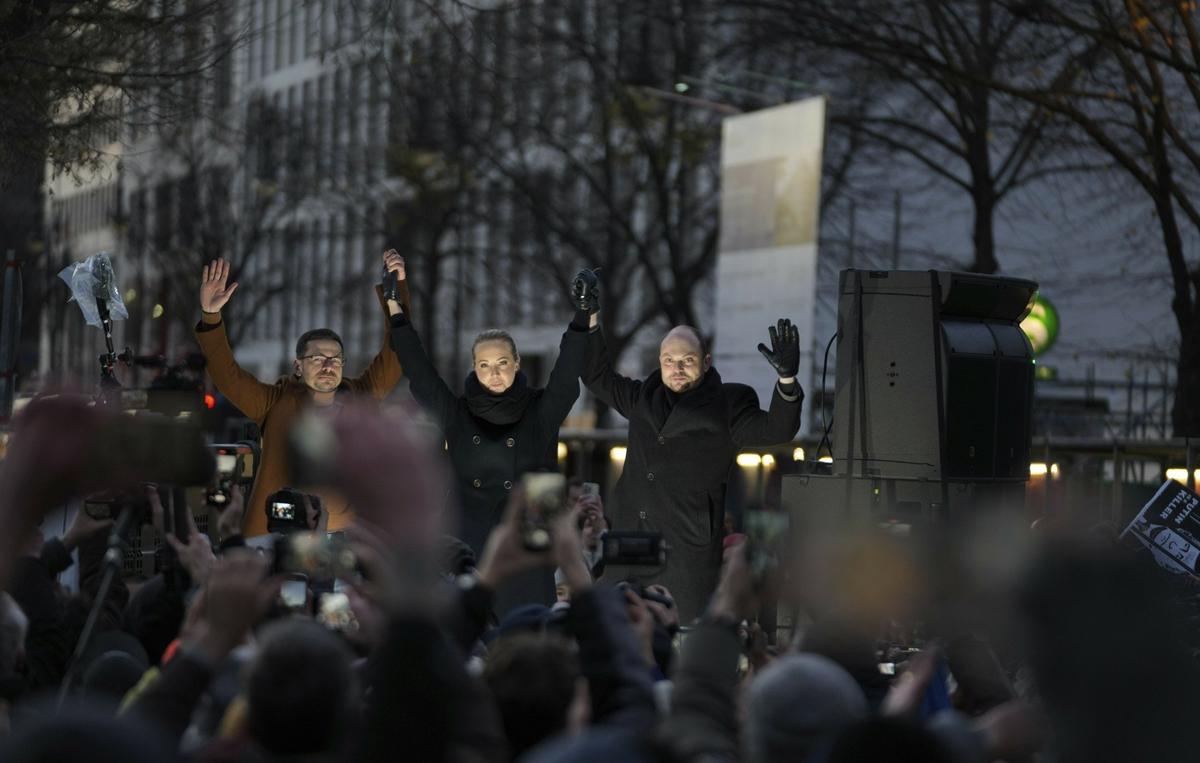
[535,281,593,427]
[384,258,458,431]
[348,250,412,398]
[731,318,804,447]
[573,270,643,419]
[193,258,278,422]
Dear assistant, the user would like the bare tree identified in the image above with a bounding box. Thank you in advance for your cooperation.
[0,0,240,177]
[731,0,1086,274]
[960,0,1200,435]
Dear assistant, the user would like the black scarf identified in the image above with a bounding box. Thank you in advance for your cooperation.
[648,367,719,430]
[464,370,537,426]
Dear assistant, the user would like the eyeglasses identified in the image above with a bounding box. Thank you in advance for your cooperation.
[299,354,345,368]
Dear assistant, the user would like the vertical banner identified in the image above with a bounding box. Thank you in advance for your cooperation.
[714,97,825,436]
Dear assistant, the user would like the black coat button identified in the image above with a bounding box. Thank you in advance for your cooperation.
[472,479,481,488]
[503,480,513,490]
[647,472,655,481]
[657,435,665,445]
[472,435,481,445]
[506,437,515,448]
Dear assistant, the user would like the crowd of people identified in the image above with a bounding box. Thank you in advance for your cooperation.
[0,257,1195,762]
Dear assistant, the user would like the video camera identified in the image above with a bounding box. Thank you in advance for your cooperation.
[266,488,322,534]
[602,531,668,567]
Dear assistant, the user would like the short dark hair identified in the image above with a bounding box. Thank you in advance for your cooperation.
[472,329,519,361]
[483,634,578,756]
[295,329,343,358]
[246,618,355,755]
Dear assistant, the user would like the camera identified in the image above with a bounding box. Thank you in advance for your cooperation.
[205,442,257,508]
[83,488,154,525]
[265,488,320,534]
[274,531,358,582]
[602,531,667,567]
[521,472,567,551]
[84,412,215,487]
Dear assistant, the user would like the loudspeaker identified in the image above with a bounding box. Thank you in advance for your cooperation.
[831,270,1037,483]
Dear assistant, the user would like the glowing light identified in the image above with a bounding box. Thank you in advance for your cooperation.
[1050,463,1060,478]
[761,454,776,468]
[736,453,762,468]
[203,393,216,410]
[1030,463,1048,476]
[674,82,689,93]
[1166,468,1200,484]
[557,442,568,461]
[792,447,806,462]
[151,303,164,319]
[609,446,627,463]
[124,288,137,302]
[818,455,833,464]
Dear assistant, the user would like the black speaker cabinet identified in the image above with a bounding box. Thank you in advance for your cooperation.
[831,270,1037,483]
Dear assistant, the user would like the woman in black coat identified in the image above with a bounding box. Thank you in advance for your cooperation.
[384,253,589,609]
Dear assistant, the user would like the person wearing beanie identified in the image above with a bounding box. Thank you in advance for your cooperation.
[742,653,869,762]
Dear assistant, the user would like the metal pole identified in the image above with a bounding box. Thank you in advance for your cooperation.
[847,199,857,269]
[1162,360,1170,437]
[1187,437,1195,491]
[891,191,902,270]
[1124,366,1133,438]
[0,249,23,423]
[1113,444,1124,525]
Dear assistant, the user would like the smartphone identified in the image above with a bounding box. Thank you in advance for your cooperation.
[316,591,359,633]
[581,482,600,498]
[521,472,567,551]
[274,531,358,581]
[279,574,309,610]
[744,510,790,587]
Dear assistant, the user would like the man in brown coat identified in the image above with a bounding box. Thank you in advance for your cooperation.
[193,255,410,536]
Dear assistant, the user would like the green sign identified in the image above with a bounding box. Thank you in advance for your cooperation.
[1021,294,1060,356]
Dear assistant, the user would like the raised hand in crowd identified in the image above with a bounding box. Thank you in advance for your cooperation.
[292,403,448,546]
[215,486,246,544]
[708,537,761,622]
[756,318,801,382]
[476,486,547,591]
[146,485,214,588]
[198,258,238,314]
[61,504,113,552]
[188,551,279,663]
[0,396,110,588]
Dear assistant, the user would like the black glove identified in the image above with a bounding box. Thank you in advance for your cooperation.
[571,268,601,314]
[381,264,401,305]
[757,318,800,378]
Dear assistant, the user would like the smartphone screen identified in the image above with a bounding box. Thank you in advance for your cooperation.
[280,575,308,609]
[271,502,296,520]
[581,481,600,498]
[521,472,566,550]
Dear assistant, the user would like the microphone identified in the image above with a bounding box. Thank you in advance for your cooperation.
[381,263,400,303]
[93,252,114,324]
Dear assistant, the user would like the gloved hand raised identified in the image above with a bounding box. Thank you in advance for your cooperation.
[757,318,800,379]
[571,268,601,314]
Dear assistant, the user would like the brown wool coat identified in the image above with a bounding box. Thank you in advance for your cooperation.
[194,283,410,536]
